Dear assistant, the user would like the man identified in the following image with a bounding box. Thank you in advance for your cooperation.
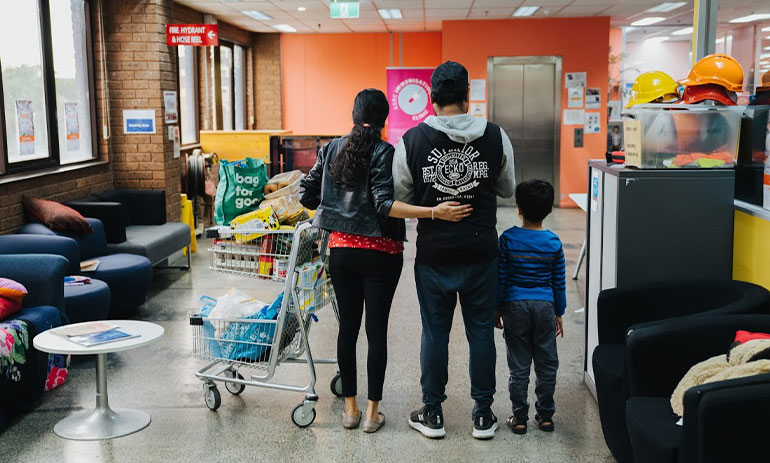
[393,61,515,439]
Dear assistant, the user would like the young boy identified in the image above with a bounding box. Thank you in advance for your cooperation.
[495,179,565,435]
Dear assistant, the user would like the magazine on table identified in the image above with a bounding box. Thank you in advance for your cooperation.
[80,259,100,272]
[67,329,139,347]
[54,322,117,337]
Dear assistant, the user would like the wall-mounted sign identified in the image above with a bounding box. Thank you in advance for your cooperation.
[330,1,359,19]
[163,90,178,124]
[15,100,35,156]
[64,102,80,152]
[166,24,218,46]
[387,67,435,143]
[123,109,156,134]
[565,72,586,89]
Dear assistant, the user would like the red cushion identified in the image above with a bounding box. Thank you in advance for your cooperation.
[0,296,21,320]
[22,197,93,233]
[734,330,770,345]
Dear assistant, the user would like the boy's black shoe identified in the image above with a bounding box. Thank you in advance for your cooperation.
[408,406,446,439]
[535,414,555,432]
[507,415,528,435]
[472,413,499,439]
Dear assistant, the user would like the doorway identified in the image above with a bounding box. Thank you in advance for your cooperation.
[488,56,562,205]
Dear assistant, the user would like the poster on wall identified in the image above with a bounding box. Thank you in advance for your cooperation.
[563,109,584,126]
[64,102,80,152]
[15,100,35,156]
[565,72,586,88]
[568,88,583,108]
[173,126,181,159]
[470,79,485,101]
[164,90,178,124]
[123,109,156,134]
[386,67,435,143]
[608,100,622,121]
[585,112,601,134]
[470,102,486,118]
[585,88,601,109]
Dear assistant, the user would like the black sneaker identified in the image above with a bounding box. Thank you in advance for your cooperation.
[408,406,446,439]
[472,413,499,439]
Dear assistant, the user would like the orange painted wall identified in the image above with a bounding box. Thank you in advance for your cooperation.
[281,32,442,135]
[442,18,610,206]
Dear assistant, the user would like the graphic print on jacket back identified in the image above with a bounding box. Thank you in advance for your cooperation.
[402,121,503,266]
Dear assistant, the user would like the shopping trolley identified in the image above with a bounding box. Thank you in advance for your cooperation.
[190,221,341,427]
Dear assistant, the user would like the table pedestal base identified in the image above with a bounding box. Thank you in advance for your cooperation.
[54,353,151,440]
[54,407,150,440]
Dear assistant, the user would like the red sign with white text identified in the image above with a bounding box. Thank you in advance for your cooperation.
[166,24,218,46]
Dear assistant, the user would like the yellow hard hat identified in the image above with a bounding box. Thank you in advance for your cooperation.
[680,54,744,92]
[626,71,680,108]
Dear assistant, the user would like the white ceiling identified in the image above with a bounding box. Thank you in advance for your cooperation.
[173,0,770,38]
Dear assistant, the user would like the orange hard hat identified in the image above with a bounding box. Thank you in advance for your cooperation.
[681,83,738,106]
[680,54,744,93]
[758,71,770,92]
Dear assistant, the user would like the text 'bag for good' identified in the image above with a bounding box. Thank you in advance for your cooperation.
[214,157,269,225]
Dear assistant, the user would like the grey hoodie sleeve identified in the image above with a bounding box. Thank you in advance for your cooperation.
[392,138,415,204]
[495,127,515,198]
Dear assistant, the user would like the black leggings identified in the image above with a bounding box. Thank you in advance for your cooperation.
[329,248,403,401]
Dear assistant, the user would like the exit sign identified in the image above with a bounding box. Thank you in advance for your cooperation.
[330,1,359,19]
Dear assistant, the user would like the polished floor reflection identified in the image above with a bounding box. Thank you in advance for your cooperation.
[0,206,613,462]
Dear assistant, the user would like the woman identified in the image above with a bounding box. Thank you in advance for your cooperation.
[299,89,471,433]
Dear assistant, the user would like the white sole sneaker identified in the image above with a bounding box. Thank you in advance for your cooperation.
[408,418,447,439]
[472,421,499,440]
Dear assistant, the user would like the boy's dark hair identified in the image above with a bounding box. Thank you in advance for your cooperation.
[516,179,554,223]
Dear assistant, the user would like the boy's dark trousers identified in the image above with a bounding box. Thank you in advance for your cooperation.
[500,300,559,420]
[414,260,497,418]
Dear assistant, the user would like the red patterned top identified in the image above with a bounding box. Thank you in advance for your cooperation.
[328,231,404,255]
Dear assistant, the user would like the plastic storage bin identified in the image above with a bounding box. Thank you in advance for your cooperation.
[622,104,743,169]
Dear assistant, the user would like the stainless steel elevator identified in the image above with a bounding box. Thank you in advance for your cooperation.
[488,56,562,204]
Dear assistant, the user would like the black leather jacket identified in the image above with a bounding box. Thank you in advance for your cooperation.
[299,138,406,242]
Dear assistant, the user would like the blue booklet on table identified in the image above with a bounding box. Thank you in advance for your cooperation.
[68,329,139,347]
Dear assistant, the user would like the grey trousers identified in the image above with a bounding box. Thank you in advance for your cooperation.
[501,300,559,420]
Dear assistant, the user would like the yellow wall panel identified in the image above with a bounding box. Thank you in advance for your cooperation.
[733,211,770,290]
[199,130,291,162]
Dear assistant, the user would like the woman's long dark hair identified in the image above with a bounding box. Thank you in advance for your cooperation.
[330,88,389,190]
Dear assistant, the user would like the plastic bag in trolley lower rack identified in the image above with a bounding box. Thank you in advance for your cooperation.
[219,292,286,362]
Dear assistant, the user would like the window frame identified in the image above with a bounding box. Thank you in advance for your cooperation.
[0,0,99,177]
[216,40,247,131]
[177,44,200,147]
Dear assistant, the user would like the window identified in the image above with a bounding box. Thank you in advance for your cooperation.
[234,45,246,130]
[0,0,96,175]
[178,45,198,145]
[220,45,233,131]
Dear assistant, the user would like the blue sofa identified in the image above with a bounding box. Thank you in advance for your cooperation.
[0,235,110,323]
[0,254,66,431]
[18,218,153,316]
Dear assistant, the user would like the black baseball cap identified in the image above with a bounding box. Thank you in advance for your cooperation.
[431,61,469,95]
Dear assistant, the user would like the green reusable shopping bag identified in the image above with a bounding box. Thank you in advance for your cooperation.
[214,157,269,225]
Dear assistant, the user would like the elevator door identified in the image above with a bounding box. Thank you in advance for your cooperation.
[488,57,561,203]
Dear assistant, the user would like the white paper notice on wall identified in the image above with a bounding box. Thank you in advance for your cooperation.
[568,87,583,108]
[470,102,486,119]
[585,112,601,134]
[470,79,486,101]
[173,126,181,159]
[585,88,601,109]
[163,90,178,124]
[565,72,586,88]
[591,169,600,212]
[563,109,585,126]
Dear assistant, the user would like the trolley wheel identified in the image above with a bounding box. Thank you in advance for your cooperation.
[330,372,343,397]
[224,371,246,395]
[291,403,316,428]
[204,384,221,411]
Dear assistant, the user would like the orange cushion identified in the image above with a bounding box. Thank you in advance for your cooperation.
[0,278,27,304]
[22,197,92,234]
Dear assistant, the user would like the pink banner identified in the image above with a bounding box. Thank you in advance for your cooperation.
[387,67,435,143]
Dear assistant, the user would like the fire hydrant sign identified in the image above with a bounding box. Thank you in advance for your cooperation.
[166,24,218,46]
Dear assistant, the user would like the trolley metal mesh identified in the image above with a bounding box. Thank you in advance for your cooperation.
[208,228,295,281]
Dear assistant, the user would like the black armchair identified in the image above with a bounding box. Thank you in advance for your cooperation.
[592,280,770,463]
[625,314,770,463]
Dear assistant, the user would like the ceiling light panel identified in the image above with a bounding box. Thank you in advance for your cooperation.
[378,9,403,19]
[672,27,693,35]
[631,17,667,26]
[242,10,272,21]
[730,14,770,24]
[513,6,539,17]
[272,24,297,32]
[646,2,686,13]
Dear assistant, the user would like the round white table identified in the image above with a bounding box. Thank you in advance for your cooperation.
[33,320,164,440]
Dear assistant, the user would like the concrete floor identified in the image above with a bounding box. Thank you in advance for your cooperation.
[0,207,613,463]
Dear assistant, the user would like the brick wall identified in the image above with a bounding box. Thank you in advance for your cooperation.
[101,0,180,222]
[254,34,282,129]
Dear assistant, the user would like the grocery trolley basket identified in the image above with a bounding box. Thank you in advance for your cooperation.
[190,221,341,427]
